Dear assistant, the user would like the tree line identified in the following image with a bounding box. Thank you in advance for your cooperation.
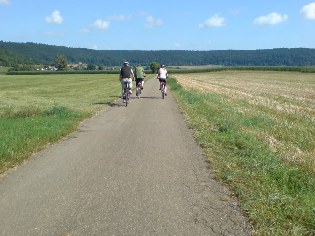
[1,41,315,67]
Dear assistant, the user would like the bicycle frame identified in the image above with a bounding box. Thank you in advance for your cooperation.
[160,81,166,99]
[123,81,131,107]
[136,81,142,98]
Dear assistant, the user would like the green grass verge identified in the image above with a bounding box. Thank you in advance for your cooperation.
[0,74,121,173]
[168,78,315,236]
[0,106,87,171]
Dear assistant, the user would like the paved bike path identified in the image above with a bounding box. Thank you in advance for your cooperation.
[0,78,251,235]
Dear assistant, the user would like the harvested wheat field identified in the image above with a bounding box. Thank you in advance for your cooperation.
[175,71,315,168]
[171,71,315,235]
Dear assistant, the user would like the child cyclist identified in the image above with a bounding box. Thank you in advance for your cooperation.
[135,64,145,90]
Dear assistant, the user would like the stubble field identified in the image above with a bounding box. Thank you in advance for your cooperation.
[170,71,315,235]
[175,71,315,170]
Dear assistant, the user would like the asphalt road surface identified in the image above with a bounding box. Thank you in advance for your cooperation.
[0,78,251,235]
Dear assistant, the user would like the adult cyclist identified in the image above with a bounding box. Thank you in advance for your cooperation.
[157,64,168,96]
[119,62,135,99]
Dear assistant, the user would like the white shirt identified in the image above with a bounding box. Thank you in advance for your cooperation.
[158,68,168,79]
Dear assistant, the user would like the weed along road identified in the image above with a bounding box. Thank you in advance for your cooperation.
[0,78,250,235]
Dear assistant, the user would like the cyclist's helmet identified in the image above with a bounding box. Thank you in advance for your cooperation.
[123,61,129,66]
[161,64,165,68]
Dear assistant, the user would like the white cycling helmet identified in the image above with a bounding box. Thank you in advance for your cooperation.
[123,61,129,65]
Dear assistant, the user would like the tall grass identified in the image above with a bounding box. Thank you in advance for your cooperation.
[169,72,315,236]
[0,74,121,173]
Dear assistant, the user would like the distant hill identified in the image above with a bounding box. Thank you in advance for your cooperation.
[1,41,315,66]
[0,47,35,66]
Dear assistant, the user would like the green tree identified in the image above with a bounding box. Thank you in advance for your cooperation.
[87,64,96,70]
[150,61,160,73]
[54,54,68,70]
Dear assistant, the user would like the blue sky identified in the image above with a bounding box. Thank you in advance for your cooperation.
[1,0,315,50]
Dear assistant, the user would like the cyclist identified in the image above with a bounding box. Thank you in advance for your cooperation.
[119,62,135,100]
[157,64,168,95]
[134,64,145,90]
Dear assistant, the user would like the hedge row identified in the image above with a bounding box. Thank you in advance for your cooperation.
[6,66,315,75]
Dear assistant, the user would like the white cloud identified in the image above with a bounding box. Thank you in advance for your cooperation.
[82,14,130,33]
[198,14,226,28]
[45,10,63,24]
[253,12,288,25]
[144,15,162,28]
[300,2,315,20]
[108,14,131,21]
[0,0,10,5]
[140,12,162,28]
[90,19,110,30]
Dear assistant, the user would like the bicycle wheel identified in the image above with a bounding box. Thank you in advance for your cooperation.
[138,83,142,95]
[126,89,129,106]
[123,81,130,107]
[136,83,141,98]
[161,83,165,99]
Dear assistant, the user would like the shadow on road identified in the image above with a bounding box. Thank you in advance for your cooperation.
[92,93,163,109]
[93,101,124,107]
[134,96,161,99]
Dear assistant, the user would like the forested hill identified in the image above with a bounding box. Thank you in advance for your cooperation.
[1,41,315,66]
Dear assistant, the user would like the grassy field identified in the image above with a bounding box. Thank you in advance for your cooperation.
[1,71,314,234]
[170,71,315,235]
[0,73,121,173]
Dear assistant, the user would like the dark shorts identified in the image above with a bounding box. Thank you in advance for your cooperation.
[159,78,167,84]
[136,78,144,85]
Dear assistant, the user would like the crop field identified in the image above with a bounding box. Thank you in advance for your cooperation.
[169,64,220,69]
[175,71,315,168]
[0,66,9,74]
[170,71,315,235]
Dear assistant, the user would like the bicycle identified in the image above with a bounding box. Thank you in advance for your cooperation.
[160,81,166,99]
[123,81,131,107]
[136,81,142,98]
